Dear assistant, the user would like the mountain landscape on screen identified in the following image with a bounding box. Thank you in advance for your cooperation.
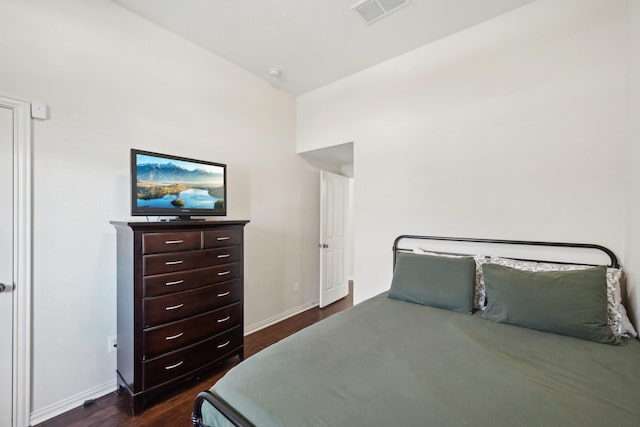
[137,162,223,184]
[136,161,225,208]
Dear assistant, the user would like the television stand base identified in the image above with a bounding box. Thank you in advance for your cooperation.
[171,216,206,221]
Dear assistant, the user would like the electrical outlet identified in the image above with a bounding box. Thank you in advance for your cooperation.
[108,336,117,353]
[293,283,299,293]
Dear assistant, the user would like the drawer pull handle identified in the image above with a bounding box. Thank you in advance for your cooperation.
[165,240,184,245]
[165,260,184,266]
[165,332,184,341]
[217,291,231,297]
[217,254,230,258]
[217,237,230,241]
[217,316,231,323]
[165,280,184,286]
[165,304,184,311]
[218,271,231,276]
[165,361,184,370]
[217,340,231,349]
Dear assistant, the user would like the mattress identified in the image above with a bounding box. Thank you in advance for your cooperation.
[201,293,640,426]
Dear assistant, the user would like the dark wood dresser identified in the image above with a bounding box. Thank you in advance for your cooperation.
[110,220,249,414]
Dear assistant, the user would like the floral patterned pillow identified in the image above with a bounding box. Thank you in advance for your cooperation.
[486,257,637,338]
[473,255,488,309]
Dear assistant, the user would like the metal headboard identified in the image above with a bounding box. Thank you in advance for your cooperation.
[392,235,619,269]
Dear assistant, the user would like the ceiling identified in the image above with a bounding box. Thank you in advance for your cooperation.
[111,0,535,95]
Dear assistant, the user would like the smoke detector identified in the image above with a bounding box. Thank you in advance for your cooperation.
[267,67,281,79]
[352,0,410,24]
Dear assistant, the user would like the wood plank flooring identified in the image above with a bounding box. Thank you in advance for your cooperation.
[37,287,353,427]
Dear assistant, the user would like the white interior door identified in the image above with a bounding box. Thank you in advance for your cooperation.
[0,105,14,426]
[319,171,349,308]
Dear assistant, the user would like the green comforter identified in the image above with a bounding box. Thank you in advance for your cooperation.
[203,294,640,426]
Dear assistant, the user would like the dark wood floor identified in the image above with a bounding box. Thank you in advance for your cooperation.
[37,287,353,427]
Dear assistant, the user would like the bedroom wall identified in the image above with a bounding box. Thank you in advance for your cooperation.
[0,0,319,422]
[625,0,640,328]
[297,0,631,318]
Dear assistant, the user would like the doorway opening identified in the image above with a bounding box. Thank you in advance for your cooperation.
[298,142,354,307]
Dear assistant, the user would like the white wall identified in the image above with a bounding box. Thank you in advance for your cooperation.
[0,0,319,421]
[298,0,631,316]
[625,0,640,328]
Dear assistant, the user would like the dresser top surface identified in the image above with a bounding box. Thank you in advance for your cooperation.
[110,219,250,231]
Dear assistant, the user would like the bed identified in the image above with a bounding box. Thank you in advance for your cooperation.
[192,235,640,427]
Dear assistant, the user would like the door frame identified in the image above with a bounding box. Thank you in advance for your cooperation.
[1,95,33,427]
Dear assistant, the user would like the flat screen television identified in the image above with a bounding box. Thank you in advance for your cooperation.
[131,149,226,219]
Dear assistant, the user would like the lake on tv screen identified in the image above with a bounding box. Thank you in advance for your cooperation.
[137,188,218,209]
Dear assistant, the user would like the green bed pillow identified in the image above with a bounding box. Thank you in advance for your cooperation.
[481,263,620,345]
[388,252,476,314]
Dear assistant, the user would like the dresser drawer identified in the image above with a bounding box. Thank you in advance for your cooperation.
[143,247,241,275]
[143,327,243,389]
[144,303,242,358]
[144,263,242,297]
[203,229,241,248]
[143,273,241,327]
[142,231,201,254]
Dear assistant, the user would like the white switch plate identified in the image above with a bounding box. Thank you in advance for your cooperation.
[30,101,48,120]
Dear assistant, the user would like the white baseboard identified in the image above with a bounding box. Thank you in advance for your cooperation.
[29,379,117,425]
[244,300,318,336]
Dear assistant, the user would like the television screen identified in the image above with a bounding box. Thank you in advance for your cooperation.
[131,149,226,218]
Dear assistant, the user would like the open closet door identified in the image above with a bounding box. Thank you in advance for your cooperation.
[319,171,348,308]
[0,95,32,427]
[0,104,14,427]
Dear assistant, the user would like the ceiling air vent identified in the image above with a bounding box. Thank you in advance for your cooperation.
[352,0,409,24]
